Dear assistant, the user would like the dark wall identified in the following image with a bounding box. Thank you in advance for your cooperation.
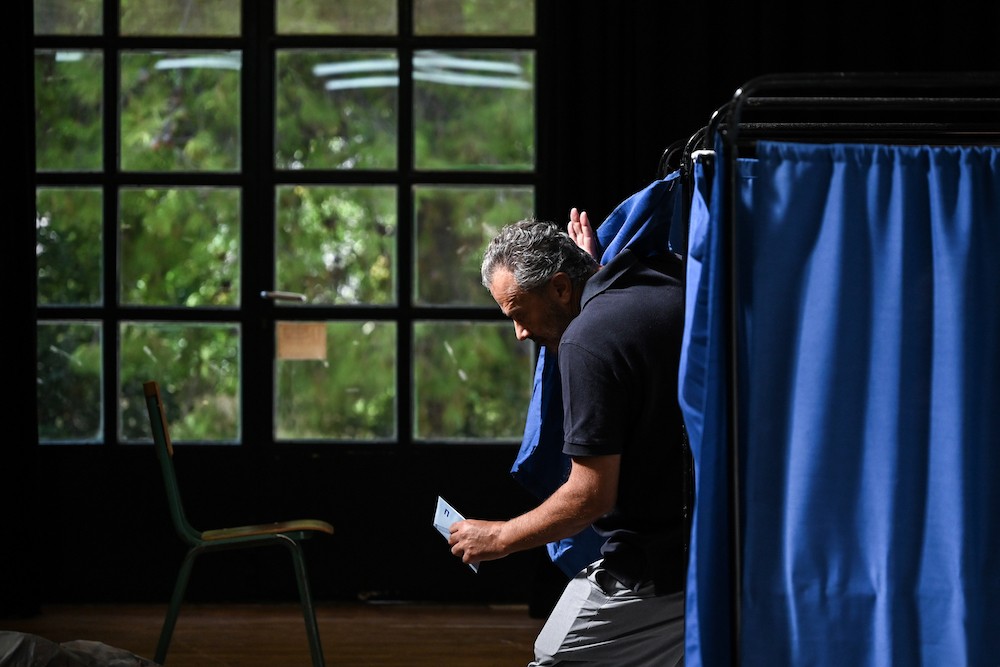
[10,0,42,619]
[8,0,999,618]
[26,445,544,605]
[539,1,1000,227]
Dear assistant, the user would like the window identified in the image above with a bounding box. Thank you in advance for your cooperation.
[34,0,538,445]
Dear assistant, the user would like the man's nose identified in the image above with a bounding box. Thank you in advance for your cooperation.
[514,320,531,342]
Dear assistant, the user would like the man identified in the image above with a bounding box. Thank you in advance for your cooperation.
[448,216,689,665]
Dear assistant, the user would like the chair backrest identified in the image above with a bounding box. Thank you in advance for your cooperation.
[143,381,202,545]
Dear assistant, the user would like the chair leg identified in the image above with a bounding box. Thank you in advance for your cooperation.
[281,537,326,667]
[156,548,200,665]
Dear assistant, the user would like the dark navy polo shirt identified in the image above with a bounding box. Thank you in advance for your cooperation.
[559,247,689,594]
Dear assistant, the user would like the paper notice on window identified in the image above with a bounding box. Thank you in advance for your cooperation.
[277,322,327,360]
[434,496,479,573]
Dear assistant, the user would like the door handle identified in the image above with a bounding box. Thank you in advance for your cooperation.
[260,290,307,302]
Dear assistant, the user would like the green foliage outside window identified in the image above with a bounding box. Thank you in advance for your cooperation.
[119,322,241,442]
[37,323,103,442]
[34,0,537,444]
[119,51,242,172]
[275,321,397,440]
[276,185,397,305]
[276,0,397,35]
[37,188,103,306]
[35,50,103,171]
[414,185,534,306]
[414,322,532,439]
[414,50,535,170]
[119,187,241,307]
[275,50,399,171]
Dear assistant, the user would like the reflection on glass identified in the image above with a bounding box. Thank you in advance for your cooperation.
[413,321,533,439]
[414,185,534,306]
[120,50,241,172]
[119,187,240,307]
[35,50,103,172]
[276,0,397,35]
[414,0,534,36]
[120,0,240,36]
[37,322,103,443]
[34,0,102,35]
[414,49,534,170]
[276,50,398,170]
[37,187,103,306]
[276,185,396,305]
[119,322,241,442]
[275,321,397,440]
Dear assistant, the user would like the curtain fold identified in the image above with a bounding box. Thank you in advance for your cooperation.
[681,141,1000,666]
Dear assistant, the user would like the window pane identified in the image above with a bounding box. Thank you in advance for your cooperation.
[34,0,102,35]
[414,185,533,306]
[275,321,397,440]
[35,50,103,172]
[37,322,103,443]
[119,322,240,442]
[276,185,396,305]
[276,0,397,35]
[120,0,240,36]
[413,321,533,440]
[120,50,242,172]
[119,187,240,307]
[414,0,534,36]
[276,50,398,170]
[37,187,103,306]
[414,50,534,170]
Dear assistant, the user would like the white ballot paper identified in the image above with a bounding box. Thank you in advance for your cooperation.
[434,496,479,573]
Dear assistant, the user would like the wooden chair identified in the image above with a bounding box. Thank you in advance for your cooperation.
[142,380,334,667]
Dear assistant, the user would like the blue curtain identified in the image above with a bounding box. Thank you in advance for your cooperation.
[681,141,1000,665]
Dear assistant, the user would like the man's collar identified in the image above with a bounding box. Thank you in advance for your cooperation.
[580,248,639,310]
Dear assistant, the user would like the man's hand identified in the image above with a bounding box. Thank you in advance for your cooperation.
[447,455,619,569]
[568,207,598,259]
[448,519,507,566]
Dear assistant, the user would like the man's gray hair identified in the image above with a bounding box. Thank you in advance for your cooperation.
[481,219,599,291]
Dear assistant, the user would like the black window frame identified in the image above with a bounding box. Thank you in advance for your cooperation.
[31,0,550,450]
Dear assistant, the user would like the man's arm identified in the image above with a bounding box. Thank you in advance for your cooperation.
[448,454,619,565]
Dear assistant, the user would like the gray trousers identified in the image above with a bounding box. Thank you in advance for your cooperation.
[529,559,685,666]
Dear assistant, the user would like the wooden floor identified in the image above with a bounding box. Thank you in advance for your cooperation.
[4,601,545,667]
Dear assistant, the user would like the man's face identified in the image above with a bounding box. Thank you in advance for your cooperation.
[488,267,575,350]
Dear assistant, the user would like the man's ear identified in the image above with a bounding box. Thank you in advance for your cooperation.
[549,272,574,304]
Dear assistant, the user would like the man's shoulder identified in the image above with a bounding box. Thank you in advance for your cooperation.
[590,259,684,315]
[593,249,682,291]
